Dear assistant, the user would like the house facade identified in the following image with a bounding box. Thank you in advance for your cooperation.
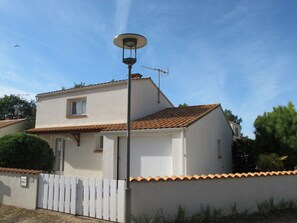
[27,75,233,178]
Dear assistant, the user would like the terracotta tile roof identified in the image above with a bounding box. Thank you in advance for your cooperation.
[0,119,27,129]
[130,170,297,182]
[26,104,220,134]
[0,167,43,175]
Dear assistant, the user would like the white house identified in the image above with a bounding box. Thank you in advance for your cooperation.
[229,121,242,139]
[0,118,27,138]
[27,74,233,178]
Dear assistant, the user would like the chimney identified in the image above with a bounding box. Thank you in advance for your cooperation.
[131,73,142,79]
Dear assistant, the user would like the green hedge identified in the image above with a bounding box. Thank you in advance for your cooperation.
[0,133,54,172]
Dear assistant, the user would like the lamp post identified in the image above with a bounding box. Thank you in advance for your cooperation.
[113,33,147,223]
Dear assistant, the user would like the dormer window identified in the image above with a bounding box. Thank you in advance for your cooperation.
[67,98,87,117]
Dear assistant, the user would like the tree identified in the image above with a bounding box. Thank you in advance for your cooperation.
[178,103,189,107]
[254,102,297,169]
[223,109,242,125]
[257,153,287,172]
[73,82,86,88]
[0,133,54,172]
[0,95,36,128]
[232,137,257,173]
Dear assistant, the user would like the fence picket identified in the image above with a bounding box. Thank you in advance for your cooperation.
[71,176,77,215]
[38,174,124,222]
[64,176,70,213]
[103,179,109,220]
[53,175,59,211]
[59,176,65,212]
[76,178,83,215]
[48,174,54,210]
[42,174,49,209]
[96,179,103,219]
[110,179,117,221]
[118,180,125,223]
[89,178,96,218]
[83,178,89,216]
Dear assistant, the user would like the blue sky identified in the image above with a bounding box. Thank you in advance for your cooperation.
[1,0,297,138]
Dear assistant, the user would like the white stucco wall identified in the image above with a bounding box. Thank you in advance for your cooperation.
[131,79,173,120]
[131,174,297,218]
[36,84,127,128]
[0,172,39,209]
[40,133,103,178]
[35,78,173,128]
[0,120,27,137]
[186,107,233,175]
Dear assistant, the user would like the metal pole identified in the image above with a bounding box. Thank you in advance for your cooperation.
[125,64,132,223]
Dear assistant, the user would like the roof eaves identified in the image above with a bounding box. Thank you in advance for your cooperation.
[185,104,221,128]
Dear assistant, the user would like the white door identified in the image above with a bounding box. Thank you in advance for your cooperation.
[118,136,172,179]
[54,138,65,175]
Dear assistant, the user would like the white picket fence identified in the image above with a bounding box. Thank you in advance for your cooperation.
[37,173,125,222]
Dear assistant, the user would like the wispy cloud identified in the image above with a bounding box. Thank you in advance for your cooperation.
[114,0,132,34]
[0,85,36,101]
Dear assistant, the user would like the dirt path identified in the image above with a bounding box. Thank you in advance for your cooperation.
[0,204,110,223]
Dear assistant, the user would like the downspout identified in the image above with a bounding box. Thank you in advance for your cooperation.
[181,128,187,175]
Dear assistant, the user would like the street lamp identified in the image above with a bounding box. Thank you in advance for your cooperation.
[113,33,147,223]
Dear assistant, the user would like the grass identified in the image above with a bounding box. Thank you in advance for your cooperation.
[133,199,297,223]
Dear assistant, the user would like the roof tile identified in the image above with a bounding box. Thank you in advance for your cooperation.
[130,170,297,182]
[0,167,43,175]
[26,104,220,134]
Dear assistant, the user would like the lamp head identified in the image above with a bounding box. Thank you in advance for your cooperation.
[114,33,147,66]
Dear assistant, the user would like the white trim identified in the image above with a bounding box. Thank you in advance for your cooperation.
[101,127,185,136]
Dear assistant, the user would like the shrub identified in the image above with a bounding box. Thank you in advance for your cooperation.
[257,153,286,171]
[0,133,54,171]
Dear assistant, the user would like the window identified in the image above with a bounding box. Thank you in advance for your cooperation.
[68,98,87,116]
[235,127,239,137]
[217,139,222,159]
[94,135,104,152]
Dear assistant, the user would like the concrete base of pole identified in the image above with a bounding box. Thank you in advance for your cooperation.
[125,187,131,223]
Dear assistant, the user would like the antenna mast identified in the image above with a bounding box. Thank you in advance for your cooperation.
[142,66,169,103]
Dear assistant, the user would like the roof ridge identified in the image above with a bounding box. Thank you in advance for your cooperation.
[37,77,152,97]
[167,103,221,109]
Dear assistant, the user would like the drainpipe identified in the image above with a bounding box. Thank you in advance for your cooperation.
[180,129,185,175]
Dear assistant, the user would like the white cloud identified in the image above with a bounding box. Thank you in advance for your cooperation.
[0,85,36,101]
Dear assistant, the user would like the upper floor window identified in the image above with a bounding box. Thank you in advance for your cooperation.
[67,98,87,116]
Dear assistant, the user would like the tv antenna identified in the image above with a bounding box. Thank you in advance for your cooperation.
[142,66,169,103]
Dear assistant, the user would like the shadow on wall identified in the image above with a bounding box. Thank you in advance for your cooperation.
[0,180,11,203]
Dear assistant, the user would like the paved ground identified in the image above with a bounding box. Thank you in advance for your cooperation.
[0,204,110,223]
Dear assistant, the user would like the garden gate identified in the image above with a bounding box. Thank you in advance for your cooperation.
[37,173,125,222]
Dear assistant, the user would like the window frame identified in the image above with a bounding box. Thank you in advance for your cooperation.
[67,97,87,117]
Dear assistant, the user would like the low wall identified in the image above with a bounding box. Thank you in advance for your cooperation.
[0,167,42,209]
[130,171,297,218]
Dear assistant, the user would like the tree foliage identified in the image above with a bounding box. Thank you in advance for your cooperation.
[232,137,257,173]
[254,102,297,169]
[0,133,54,172]
[0,95,36,127]
[257,153,286,172]
[178,103,189,108]
[223,109,242,125]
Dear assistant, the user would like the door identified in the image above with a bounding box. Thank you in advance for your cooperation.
[118,136,172,179]
[54,138,65,175]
